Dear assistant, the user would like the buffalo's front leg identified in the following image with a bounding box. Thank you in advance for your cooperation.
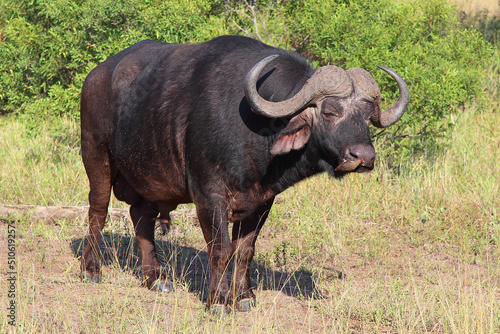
[131,199,172,292]
[231,201,273,311]
[196,196,232,310]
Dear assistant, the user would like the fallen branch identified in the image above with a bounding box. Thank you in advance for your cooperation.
[0,204,129,224]
[0,195,283,225]
[0,204,198,225]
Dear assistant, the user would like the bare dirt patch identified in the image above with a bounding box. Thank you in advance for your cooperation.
[1,204,499,333]
[0,215,328,333]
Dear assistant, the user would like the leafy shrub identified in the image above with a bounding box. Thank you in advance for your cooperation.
[285,0,493,163]
[0,0,495,165]
[0,0,229,118]
[217,0,292,47]
[459,7,500,45]
[458,6,500,106]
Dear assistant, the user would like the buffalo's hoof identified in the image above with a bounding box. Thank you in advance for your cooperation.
[236,298,254,312]
[151,279,173,293]
[158,219,171,235]
[210,304,230,316]
[81,272,101,283]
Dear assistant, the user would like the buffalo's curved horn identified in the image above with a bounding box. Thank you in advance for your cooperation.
[244,55,352,118]
[371,65,410,128]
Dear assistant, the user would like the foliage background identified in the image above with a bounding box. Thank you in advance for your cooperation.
[1,1,499,332]
[0,0,229,117]
[0,0,496,159]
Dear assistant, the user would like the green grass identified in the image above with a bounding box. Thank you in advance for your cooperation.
[1,103,499,332]
[0,115,126,209]
[0,115,85,206]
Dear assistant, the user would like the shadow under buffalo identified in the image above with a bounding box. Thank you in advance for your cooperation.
[71,231,323,303]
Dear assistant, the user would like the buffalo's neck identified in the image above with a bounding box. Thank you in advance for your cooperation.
[263,145,322,194]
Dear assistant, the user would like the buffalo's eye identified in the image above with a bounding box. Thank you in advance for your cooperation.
[321,99,343,119]
[322,109,340,119]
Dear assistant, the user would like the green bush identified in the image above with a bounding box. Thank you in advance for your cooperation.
[459,7,500,45]
[0,0,494,165]
[0,0,229,118]
[285,0,493,163]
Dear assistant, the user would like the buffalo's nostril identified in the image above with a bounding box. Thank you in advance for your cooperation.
[344,144,376,170]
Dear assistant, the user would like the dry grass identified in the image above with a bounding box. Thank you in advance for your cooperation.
[449,0,499,15]
[1,101,499,333]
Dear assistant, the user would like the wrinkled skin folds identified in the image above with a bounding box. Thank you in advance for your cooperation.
[80,35,408,310]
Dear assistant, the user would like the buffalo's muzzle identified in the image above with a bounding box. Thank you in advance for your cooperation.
[335,144,375,172]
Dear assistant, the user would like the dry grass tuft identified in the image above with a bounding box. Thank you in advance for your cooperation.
[1,103,499,332]
[449,0,499,15]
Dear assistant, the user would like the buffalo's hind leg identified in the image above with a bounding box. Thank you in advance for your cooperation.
[131,198,173,292]
[81,151,114,283]
[231,200,274,312]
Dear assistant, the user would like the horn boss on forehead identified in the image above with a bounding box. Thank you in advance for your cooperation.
[347,67,382,119]
[347,66,409,128]
[347,67,382,101]
[244,56,353,118]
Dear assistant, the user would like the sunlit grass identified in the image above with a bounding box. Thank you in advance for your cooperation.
[1,102,499,332]
[0,115,86,206]
[0,115,127,209]
[449,0,499,15]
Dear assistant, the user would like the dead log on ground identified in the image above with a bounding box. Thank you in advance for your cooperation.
[0,204,198,226]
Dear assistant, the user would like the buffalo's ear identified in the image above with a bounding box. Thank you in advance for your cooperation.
[270,108,314,155]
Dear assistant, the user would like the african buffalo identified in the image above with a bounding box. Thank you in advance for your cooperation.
[80,35,409,312]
